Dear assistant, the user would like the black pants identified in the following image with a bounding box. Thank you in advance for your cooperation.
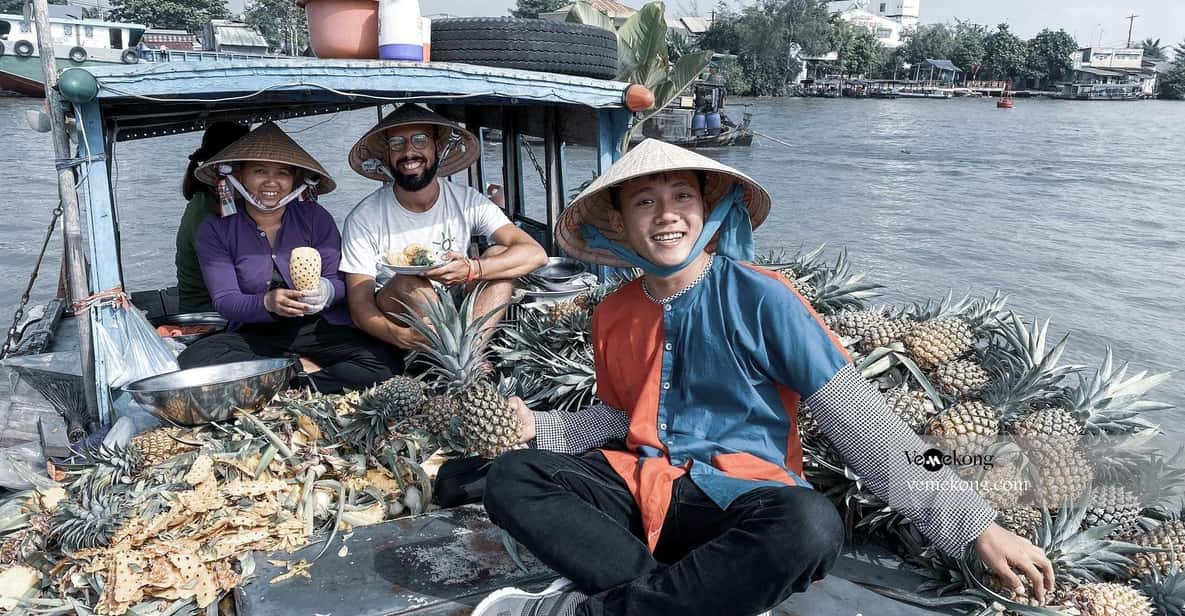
[484,449,845,616]
[177,316,403,394]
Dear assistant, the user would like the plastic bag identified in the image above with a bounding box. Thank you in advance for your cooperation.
[94,301,180,389]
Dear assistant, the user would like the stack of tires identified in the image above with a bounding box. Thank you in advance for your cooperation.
[429,17,618,80]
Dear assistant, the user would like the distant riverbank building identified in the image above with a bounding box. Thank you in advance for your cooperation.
[827,0,918,49]
[1064,47,1159,99]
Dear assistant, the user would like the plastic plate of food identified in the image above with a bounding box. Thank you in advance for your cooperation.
[378,244,447,275]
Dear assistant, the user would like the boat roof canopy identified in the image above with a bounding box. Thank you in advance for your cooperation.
[74,59,637,146]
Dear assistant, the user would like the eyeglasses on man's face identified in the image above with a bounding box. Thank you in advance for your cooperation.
[387,132,433,153]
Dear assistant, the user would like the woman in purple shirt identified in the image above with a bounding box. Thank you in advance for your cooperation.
[177,122,403,393]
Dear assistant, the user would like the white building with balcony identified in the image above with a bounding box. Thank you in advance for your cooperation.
[828,0,919,29]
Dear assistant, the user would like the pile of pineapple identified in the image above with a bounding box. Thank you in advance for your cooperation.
[768,247,1184,616]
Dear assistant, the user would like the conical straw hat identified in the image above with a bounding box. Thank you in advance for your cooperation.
[555,139,771,267]
[195,122,336,194]
[348,104,480,181]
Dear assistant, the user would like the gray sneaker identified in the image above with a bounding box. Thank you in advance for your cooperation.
[471,577,587,616]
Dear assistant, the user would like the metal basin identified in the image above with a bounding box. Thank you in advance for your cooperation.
[532,257,587,282]
[149,312,228,345]
[121,358,294,425]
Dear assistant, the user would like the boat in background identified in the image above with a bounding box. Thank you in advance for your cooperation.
[633,80,753,148]
[0,12,146,96]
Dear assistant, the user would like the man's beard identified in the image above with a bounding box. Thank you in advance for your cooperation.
[392,155,440,191]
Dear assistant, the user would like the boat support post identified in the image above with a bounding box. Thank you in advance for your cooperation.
[543,107,564,255]
[31,0,103,431]
[500,109,524,223]
[74,102,119,427]
[594,108,632,280]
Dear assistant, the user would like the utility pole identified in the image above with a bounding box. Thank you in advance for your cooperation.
[1125,14,1138,48]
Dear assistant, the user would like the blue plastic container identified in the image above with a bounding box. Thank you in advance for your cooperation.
[705,112,722,132]
[691,112,707,135]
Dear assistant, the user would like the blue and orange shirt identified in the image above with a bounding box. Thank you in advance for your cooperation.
[593,256,851,550]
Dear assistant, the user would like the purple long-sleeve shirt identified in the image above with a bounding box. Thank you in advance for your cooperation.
[195,200,352,327]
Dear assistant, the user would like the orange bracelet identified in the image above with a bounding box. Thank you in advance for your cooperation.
[465,258,478,284]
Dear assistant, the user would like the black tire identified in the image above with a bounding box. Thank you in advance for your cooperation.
[430,17,618,80]
[68,46,87,63]
[121,49,139,64]
[14,40,34,57]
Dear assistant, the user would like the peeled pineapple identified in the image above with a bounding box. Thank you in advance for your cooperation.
[1061,583,1153,616]
[290,246,322,291]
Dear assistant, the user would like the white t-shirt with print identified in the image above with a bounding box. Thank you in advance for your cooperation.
[340,179,511,286]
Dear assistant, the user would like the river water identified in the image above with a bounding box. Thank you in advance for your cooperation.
[1,96,1181,437]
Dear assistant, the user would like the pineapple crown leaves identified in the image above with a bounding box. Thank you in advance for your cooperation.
[809,249,884,314]
[1032,496,1149,583]
[1135,555,1185,616]
[754,243,828,276]
[858,345,945,410]
[1066,347,1172,436]
[390,285,504,392]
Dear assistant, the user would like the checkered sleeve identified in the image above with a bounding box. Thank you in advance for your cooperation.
[806,364,997,558]
[531,405,630,455]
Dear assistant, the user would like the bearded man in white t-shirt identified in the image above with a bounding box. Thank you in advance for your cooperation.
[341,104,548,350]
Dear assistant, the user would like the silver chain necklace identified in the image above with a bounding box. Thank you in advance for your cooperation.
[642,255,715,305]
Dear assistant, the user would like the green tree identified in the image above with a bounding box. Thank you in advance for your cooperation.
[107,0,230,31]
[949,21,987,79]
[510,0,566,19]
[1161,41,1185,100]
[1027,28,1077,86]
[983,23,1026,81]
[1141,38,1166,61]
[900,23,955,66]
[244,0,306,54]
[835,23,882,77]
[699,0,835,95]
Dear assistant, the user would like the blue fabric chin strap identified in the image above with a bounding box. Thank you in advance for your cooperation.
[581,183,754,277]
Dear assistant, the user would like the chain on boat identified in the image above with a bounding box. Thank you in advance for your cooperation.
[0,201,64,359]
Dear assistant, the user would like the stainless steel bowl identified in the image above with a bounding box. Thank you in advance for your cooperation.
[121,358,294,425]
[149,312,228,345]
[532,257,587,282]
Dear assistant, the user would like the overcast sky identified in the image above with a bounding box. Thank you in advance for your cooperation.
[348,0,1184,50]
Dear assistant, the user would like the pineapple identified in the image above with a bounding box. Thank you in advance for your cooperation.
[825,309,886,338]
[422,394,461,438]
[1013,406,1084,453]
[342,376,427,452]
[1083,485,1142,538]
[932,359,991,398]
[997,506,1043,542]
[882,386,936,433]
[1027,446,1094,510]
[1130,520,1185,578]
[903,317,974,370]
[976,462,1028,510]
[787,276,818,304]
[1135,566,1185,616]
[493,299,597,414]
[458,380,520,459]
[857,318,914,353]
[289,246,322,291]
[131,426,196,467]
[51,480,130,552]
[1061,583,1153,616]
[927,399,999,454]
[395,286,521,460]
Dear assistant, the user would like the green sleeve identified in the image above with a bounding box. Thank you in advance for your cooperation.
[175,193,215,312]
